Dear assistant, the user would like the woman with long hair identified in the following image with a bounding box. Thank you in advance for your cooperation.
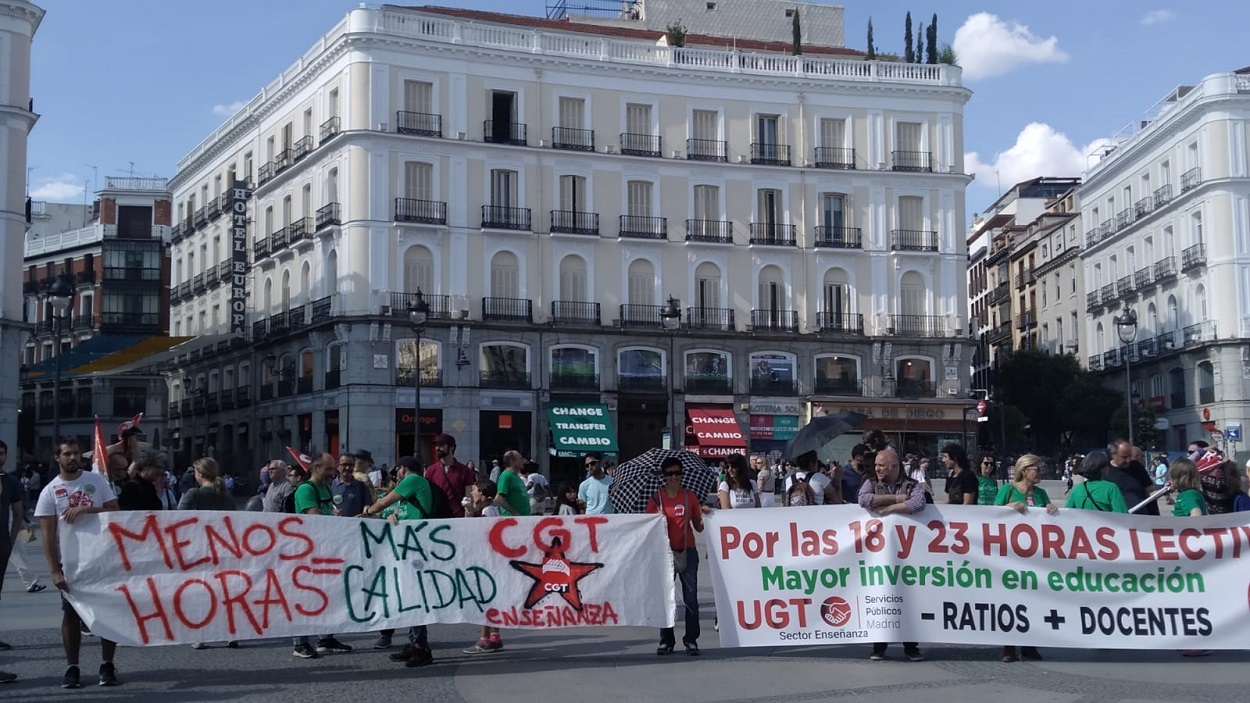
[178,458,238,512]
[1064,451,1128,513]
[718,454,760,510]
[553,483,581,515]
[1169,459,1208,517]
[975,453,999,505]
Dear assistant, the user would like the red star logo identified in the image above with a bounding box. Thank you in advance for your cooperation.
[510,537,603,610]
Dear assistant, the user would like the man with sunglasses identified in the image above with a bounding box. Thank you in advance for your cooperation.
[577,452,613,514]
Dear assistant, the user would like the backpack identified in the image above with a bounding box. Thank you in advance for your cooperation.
[283,490,298,514]
[409,482,455,520]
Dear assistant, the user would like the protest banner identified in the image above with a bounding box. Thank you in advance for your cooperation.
[61,512,675,647]
[706,505,1250,649]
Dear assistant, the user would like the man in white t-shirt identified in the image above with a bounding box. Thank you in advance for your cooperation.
[577,452,614,514]
[35,438,121,689]
[522,463,549,515]
[786,455,838,505]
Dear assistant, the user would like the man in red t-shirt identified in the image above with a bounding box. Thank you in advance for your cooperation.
[424,434,475,518]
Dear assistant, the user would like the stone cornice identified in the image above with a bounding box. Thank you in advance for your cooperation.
[0,1,45,33]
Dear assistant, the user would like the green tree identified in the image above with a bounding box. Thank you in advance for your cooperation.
[1111,403,1163,450]
[666,21,686,48]
[791,8,802,55]
[903,12,914,63]
[915,22,924,65]
[865,18,876,60]
[995,350,1122,453]
[926,14,938,63]
[982,402,1031,454]
[938,43,958,66]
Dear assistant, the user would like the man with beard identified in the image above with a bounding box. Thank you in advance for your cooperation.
[332,452,371,517]
[290,453,353,658]
[1109,439,1158,515]
[116,450,167,511]
[424,434,475,518]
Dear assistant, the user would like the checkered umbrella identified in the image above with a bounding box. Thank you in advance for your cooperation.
[609,448,718,514]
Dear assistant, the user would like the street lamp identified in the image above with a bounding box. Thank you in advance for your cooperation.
[408,289,430,464]
[660,296,681,450]
[45,273,74,448]
[1114,307,1139,446]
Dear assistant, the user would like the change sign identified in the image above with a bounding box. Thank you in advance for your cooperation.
[547,403,618,452]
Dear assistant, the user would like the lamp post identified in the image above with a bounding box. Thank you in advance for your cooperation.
[1114,307,1139,446]
[660,296,681,450]
[408,289,430,464]
[45,273,74,447]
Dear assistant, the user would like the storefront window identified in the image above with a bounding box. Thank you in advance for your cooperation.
[750,351,796,395]
[814,355,860,395]
[685,350,731,394]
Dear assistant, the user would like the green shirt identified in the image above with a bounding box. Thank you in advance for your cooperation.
[497,470,530,517]
[976,476,999,506]
[391,474,434,518]
[1172,488,1208,517]
[1065,480,1128,513]
[294,481,334,515]
[376,488,415,521]
[994,483,1051,508]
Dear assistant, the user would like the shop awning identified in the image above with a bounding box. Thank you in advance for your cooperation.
[547,403,618,454]
[685,407,747,459]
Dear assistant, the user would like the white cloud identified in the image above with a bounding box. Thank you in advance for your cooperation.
[1140,10,1176,25]
[211,100,246,116]
[952,13,1069,80]
[30,174,85,201]
[965,123,1112,191]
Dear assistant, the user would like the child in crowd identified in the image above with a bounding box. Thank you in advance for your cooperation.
[465,480,504,654]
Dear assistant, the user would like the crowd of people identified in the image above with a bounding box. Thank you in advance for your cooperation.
[4,429,1250,687]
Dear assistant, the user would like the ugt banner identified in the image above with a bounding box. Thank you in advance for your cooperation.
[706,505,1250,649]
[60,512,675,647]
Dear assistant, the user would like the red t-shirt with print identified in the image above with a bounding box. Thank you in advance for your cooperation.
[646,488,700,550]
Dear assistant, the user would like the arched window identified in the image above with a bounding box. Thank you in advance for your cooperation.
[300,350,315,382]
[894,357,934,398]
[281,269,291,311]
[325,249,338,296]
[480,342,530,388]
[694,262,721,309]
[300,262,311,303]
[618,347,665,390]
[559,255,588,302]
[1167,295,1178,331]
[899,271,925,317]
[396,338,441,386]
[490,251,520,298]
[326,168,339,204]
[263,277,273,312]
[749,351,794,394]
[685,349,732,394]
[757,265,785,311]
[1095,322,1105,356]
[822,267,852,329]
[551,345,599,388]
[1194,284,1207,321]
[627,259,654,305]
[1147,302,1158,337]
[404,245,434,294]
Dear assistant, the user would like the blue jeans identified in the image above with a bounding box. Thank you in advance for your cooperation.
[660,547,700,647]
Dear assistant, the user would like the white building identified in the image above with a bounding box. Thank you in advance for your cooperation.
[166,5,973,484]
[1079,68,1250,451]
[0,0,44,450]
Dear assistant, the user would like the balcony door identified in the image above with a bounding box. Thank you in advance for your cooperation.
[404,80,433,113]
[490,170,517,208]
[559,175,586,213]
[405,162,433,201]
[694,262,721,309]
[559,255,587,302]
[627,181,652,217]
[758,265,786,315]
[490,251,520,299]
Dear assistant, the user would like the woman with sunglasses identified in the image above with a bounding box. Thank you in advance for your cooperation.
[975,454,999,505]
[646,456,711,656]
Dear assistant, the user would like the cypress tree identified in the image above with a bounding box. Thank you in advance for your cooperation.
[866,18,876,60]
[904,12,914,63]
[792,8,802,55]
[926,14,938,63]
[915,23,924,65]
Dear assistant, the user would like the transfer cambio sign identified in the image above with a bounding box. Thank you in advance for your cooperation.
[706,506,1250,649]
[60,512,674,647]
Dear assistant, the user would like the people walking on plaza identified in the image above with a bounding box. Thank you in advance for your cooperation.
[857,447,927,662]
[975,453,1000,505]
[554,483,580,515]
[648,456,709,656]
[332,452,372,517]
[495,451,531,517]
[718,454,760,510]
[424,434,475,518]
[752,455,776,507]
[578,452,613,514]
[1108,439,1157,515]
[290,453,352,658]
[940,443,976,506]
[34,438,122,688]
[1065,451,1128,513]
[994,454,1056,663]
[261,460,295,513]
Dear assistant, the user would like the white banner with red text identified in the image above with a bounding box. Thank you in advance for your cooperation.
[706,505,1250,649]
[60,511,675,647]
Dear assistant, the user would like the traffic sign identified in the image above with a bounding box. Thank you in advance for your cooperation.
[976,400,987,416]
[1226,423,1242,442]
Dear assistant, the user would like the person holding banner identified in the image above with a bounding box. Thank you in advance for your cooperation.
[975,453,999,505]
[1064,451,1128,513]
[34,438,121,689]
[993,454,1055,663]
[939,443,976,506]
[647,456,711,656]
[290,453,354,658]
[1169,459,1209,518]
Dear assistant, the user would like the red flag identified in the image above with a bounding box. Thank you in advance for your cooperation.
[118,412,144,437]
[93,416,109,475]
[286,446,313,472]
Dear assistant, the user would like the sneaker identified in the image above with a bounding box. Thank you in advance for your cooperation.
[293,644,319,659]
[904,648,926,662]
[61,665,81,689]
[316,637,353,654]
[373,634,392,650]
[226,641,239,649]
[98,662,119,687]
[0,670,16,684]
[463,642,492,655]
[405,646,434,668]
[191,643,207,650]
[27,583,47,593]
[484,639,503,652]
[869,649,886,661]
[389,644,417,662]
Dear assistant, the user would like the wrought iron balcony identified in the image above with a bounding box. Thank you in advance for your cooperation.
[1016,310,1035,331]
[252,318,268,341]
[1099,283,1115,302]
[750,378,798,396]
[886,314,943,336]
[482,296,533,322]
[552,126,594,151]
[1134,197,1152,220]
[551,210,599,235]
[1181,167,1201,192]
[177,281,192,300]
[686,138,727,162]
[315,202,341,230]
[685,375,733,395]
[1134,267,1153,290]
[396,110,442,137]
[1183,321,1216,345]
[205,265,219,286]
[1199,386,1215,405]
[750,142,790,166]
[481,205,531,230]
[319,116,340,144]
[550,300,600,325]
[814,146,855,169]
[269,226,289,252]
[1116,275,1134,298]
[1136,337,1157,358]
[1181,243,1206,271]
[814,226,862,249]
[685,306,735,331]
[684,219,731,243]
[311,296,334,323]
[814,378,861,396]
[193,207,207,228]
[619,303,668,329]
[483,120,527,146]
[395,198,447,225]
[192,272,206,293]
[890,229,938,251]
[751,309,798,332]
[390,291,453,320]
[207,197,221,219]
[815,312,864,334]
[890,380,936,399]
[72,311,94,331]
[293,135,314,162]
[985,322,1012,344]
[550,373,600,392]
[1153,257,1177,282]
[1115,209,1131,231]
[288,217,311,245]
[749,222,796,246]
[324,368,340,391]
[170,223,184,243]
[287,305,307,331]
[480,371,531,390]
[891,150,931,172]
[100,312,160,328]
[273,149,294,174]
[1085,227,1101,248]
[616,375,666,393]
[1102,349,1120,367]
[1153,183,1173,209]
[987,282,1010,306]
[1101,219,1116,236]
[619,215,668,239]
[257,162,275,186]
[619,132,661,157]
[268,311,289,337]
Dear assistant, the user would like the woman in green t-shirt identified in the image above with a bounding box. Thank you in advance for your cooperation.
[1065,451,1128,514]
[1168,459,1208,517]
[975,453,999,505]
[993,454,1056,663]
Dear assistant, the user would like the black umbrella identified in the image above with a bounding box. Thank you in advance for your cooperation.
[782,412,868,462]
[609,448,718,514]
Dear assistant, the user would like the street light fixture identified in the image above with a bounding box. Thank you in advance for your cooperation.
[1114,307,1139,446]
[408,289,430,464]
[45,273,75,448]
[659,296,682,450]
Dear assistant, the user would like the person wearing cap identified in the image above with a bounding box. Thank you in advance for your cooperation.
[424,434,475,518]
[488,459,502,483]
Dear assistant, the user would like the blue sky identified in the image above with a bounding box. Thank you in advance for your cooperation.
[25,1,1250,219]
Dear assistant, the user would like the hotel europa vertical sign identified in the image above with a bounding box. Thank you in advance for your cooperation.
[229,179,249,336]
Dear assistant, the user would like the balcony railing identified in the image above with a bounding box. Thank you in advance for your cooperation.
[1116,275,1134,298]
[619,132,661,157]
[483,120,527,146]
[890,229,938,251]
[311,296,334,323]
[177,281,192,300]
[273,149,294,174]
[1085,227,1101,248]
[288,217,311,245]
[1102,349,1120,368]
[1134,197,1152,220]
[192,272,206,293]
[750,378,798,396]
[315,202,341,230]
[207,197,221,219]
[482,296,533,322]
[619,215,668,239]
[552,126,594,151]
[480,371,532,390]
[1016,310,1035,331]
[751,309,799,332]
[685,306,735,331]
[324,368,340,390]
[616,375,666,393]
[481,205,531,230]
[985,322,1012,344]
[170,223,184,243]
[257,162,275,186]
[319,116,341,144]
[886,314,943,336]
[550,300,600,325]
[619,303,668,328]
[1136,337,1157,358]
[891,150,931,172]
[750,142,790,166]
[890,380,936,399]
[814,146,855,169]
[205,265,219,286]
[814,378,861,396]
[287,305,307,331]
[815,312,864,334]
[1153,183,1173,209]
[100,312,160,327]
[1101,219,1116,236]
[749,222,796,246]
[269,226,289,252]
[685,376,733,395]
[1116,209,1131,231]
[293,135,314,161]
[72,311,94,331]
[193,207,207,228]
[1181,243,1206,271]
[1183,321,1216,345]
[685,219,731,243]
[1134,267,1153,289]
[390,291,453,320]
[814,226,862,249]
[236,386,252,407]
[1153,257,1177,282]
[104,267,160,282]
[253,235,271,259]
[268,311,289,337]
[686,138,727,162]
[551,210,599,235]
[1088,355,1103,372]
[987,282,1010,306]
[1181,167,1201,192]
[395,198,448,225]
[550,373,600,392]
[1099,283,1115,302]
[396,110,442,137]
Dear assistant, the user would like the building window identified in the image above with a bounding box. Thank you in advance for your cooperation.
[626,181,652,217]
[899,271,926,316]
[403,245,434,294]
[490,251,520,298]
[694,262,721,308]
[819,118,846,148]
[558,255,588,302]
[403,80,433,113]
[821,194,846,230]
[757,265,787,312]
[691,109,717,141]
[627,259,655,305]
[693,184,720,220]
[404,162,433,201]
[112,387,147,417]
[559,175,587,212]
[490,170,517,207]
